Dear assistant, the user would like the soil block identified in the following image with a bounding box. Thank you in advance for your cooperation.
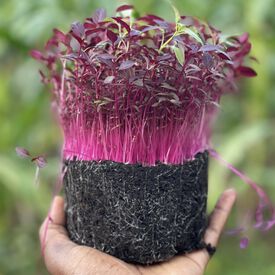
[63,151,209,265]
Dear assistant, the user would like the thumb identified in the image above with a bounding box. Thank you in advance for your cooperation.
[184,188,237,270]
[39,196,68,245]
[39,196,77,274]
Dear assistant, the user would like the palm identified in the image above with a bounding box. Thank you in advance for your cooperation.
[66,244,206,275]
[41,189,236,275]
[119,250,205,275]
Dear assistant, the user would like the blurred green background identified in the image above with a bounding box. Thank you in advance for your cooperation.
[0,0,274,274]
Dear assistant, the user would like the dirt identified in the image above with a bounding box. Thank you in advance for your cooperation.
[63,151,209,264]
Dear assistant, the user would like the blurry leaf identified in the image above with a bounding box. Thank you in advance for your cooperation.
[104,75,115,84]
[217,51,232,60]
[240,237,249,249]
[160,82,177,91]
[0,155,52,209]
[15,147,30,159]
[97,53,115,60]
[141,26,162,33]
[171,3,181,23]
[237,32,249,43]
[173,44,185,66]
[237,66,257,77]
[107,30,118,44]
[199,44,222,52]
[92,8,107,23]
[202,52,214,69]
[112,17,131,33]
[119,60,135,70]
[116,5,134,13]
[71,21,85,37]
[225,227,246,235]
[32,156,47,168]
[183,28,204,44]
[170,99,181,106]
[30,50,44,60]
[132,79,144,86]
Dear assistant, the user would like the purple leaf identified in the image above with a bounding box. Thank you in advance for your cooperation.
[53,29,67,44]
[240,237,249,249]
[264,219,275,231]
[119,60,135,70]
[237,66,257,77]
[141,25,161,33]
[97,57,113,67]
[237,32,249,43]
[189,44,200,53]
[154,20,171,30]
[112,17,131,33]
[83,22,96,29]
[160,83,177,91]
[70,37,80,52]
[30,50,44,61]
[129,29,142,36]
[225,227,245,236]
[202,53,214,69]
[199,44,222,52]
[157,54,171,61]
[32,156,47,168]
[217,51,231,60]
[254,200,265,228]
[144,14,164,21]
[85,28,105,36]
[107,30,118,44]
[180,16,195,26]
[70,32,83,45]
[107,23,119,30]
[92,8,107,23]
[15,147,31,158]
[116,5,134,12]
[97,53,115,60]
[71,22,85,38]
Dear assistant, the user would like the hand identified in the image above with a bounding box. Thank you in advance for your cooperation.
[40,188,236,275]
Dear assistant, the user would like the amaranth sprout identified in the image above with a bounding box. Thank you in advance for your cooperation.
[31,5,274,264]
[31,7,256,165]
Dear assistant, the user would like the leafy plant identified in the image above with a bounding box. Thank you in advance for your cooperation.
[31,5,256,166]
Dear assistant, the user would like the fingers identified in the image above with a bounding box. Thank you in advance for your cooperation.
[184,188,237,270]
[39,197,141,275]
[50,196,66,226]
[39,196,68,244]
[204,188,237,247]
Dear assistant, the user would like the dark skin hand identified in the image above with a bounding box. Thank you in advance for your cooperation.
[40,188,236,275]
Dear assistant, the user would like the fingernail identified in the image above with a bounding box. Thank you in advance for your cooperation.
[223,188,237,200]
[224,188,236,194]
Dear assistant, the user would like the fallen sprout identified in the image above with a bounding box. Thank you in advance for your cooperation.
[15,146,47,186]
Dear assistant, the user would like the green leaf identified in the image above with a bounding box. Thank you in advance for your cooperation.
[176,22,186,33]
[104,76,115,84]
[171,3,181,23]
[165,0,181,23]
[130,9,141,27]
[173,44,185,66]
[183,28,204,44]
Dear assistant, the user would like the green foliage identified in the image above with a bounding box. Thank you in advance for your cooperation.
[0,0,274,274]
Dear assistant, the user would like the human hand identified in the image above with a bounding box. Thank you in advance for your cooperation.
[40,188,236,275]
